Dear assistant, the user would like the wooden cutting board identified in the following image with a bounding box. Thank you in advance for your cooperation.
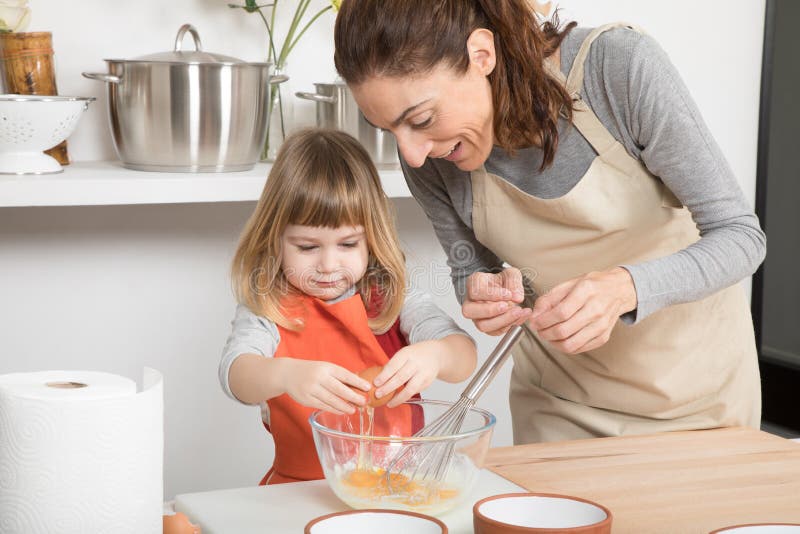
[484,427,800,533]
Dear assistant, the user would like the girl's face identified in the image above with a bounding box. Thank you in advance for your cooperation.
[281,224,369,301]
[351,61,494,172]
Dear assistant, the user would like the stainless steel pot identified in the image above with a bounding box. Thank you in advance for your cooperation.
[83,24,287,172]
[296,81,399,168]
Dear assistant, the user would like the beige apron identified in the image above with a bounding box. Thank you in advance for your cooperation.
[471,23,761,444]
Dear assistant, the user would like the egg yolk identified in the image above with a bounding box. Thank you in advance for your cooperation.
[341,467,458,506]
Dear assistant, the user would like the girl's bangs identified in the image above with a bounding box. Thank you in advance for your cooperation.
[287,172,365,229]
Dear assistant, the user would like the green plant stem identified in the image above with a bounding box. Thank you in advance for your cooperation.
[270,0,278,61]
[277,0,311,68]
[229,3,278,63]
[255,6,278,64]
[284,5,332,59]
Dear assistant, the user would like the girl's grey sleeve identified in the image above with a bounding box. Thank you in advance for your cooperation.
[599,30,766,322]
[401,159,504,303]
[219,303,280,404]
[399,287,475,346]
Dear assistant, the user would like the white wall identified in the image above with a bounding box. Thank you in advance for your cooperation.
[0,0,765,499]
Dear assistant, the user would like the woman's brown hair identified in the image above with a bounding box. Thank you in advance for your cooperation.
[333,0,576,169]
[231,128,406,332]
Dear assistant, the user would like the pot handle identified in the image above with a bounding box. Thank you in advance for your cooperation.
[270,74,289,85]
[82,72,122,84]
[174,23,202,52]
[295,91,336,104]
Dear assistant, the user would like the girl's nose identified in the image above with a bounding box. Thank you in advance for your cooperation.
[395,130,433,168]
[318,248,338,273]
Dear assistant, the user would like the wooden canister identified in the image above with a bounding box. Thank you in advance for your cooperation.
[0,31,69,165]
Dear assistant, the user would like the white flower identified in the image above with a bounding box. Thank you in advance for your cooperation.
[0,0,30,32]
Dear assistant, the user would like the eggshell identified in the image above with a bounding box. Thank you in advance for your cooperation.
[357,365,396,408]
[163,512,201,534]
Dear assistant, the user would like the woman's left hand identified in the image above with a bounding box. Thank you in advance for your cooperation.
[529,267,638,354]
[372,340,443,408]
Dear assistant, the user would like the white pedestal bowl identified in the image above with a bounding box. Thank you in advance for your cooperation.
[0,95,94,175]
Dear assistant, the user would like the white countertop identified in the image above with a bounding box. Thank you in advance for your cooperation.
[174,469,525,534]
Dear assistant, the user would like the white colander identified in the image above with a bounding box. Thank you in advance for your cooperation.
[0,95,94,174]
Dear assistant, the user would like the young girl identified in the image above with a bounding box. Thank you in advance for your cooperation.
[219,128,477,485]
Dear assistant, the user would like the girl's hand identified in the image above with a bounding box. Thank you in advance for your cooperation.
[372,340,444,408]
[529,267,637,354]
[282,359,371,415]
[462,268,533,335]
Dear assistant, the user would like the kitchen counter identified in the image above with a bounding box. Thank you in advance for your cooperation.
[486,426,800,533]
[174,427,800,533]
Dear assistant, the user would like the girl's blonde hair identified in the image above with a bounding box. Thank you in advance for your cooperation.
[232,128,406,332]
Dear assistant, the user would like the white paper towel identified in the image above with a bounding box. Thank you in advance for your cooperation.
[0,368,163,534]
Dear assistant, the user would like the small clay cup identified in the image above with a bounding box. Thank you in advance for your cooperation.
[473,492,612,534]
[305,509,447,533]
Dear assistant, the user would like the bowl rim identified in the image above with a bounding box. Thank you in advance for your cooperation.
[709,524,800,533]
[0,95,96,102]
[473,492,613,533]
[304,508,448,533]
[309,398,496,442]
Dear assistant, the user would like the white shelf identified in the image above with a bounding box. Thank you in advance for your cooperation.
[0,160,411,207]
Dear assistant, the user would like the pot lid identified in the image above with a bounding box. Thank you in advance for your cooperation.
[115,24,269,66]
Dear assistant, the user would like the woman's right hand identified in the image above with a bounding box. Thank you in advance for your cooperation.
[282,359,371,415]
[462,268,533,336]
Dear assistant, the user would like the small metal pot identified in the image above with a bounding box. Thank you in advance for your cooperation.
[83,24,287,172]
[296,81,399,168]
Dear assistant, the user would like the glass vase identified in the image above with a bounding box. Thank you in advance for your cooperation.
[262,64,291,162]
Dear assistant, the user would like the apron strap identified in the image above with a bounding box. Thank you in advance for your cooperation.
[566,22,644,95]
[546,22,644,158]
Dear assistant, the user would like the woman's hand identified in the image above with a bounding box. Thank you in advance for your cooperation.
[529,267,637,354]
[282,359,370,415]
[462,268,533,335]
[373,334,477,408]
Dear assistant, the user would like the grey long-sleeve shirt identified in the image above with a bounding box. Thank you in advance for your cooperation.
[219,285,473,403]
[401,26,766,323]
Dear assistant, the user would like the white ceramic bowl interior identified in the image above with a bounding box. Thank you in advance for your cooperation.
[306,510,445,534]
[713,526,800,533]
[477,494,608,529]
[0,95,94,174]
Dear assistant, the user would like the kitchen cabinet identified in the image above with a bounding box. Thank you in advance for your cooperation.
[0,161,409,207]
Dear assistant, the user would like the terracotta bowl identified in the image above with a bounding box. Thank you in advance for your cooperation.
[710,525,800,533]
[305,509,447,533]
[473,493,612,534]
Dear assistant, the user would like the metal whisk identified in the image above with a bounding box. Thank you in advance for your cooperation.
[387,321,528,489]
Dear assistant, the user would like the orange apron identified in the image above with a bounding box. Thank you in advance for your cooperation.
[261,292,415,484]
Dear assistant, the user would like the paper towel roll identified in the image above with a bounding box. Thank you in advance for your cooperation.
[0,368,163,534]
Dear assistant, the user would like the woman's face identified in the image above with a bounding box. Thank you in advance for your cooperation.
[351,61,495,172]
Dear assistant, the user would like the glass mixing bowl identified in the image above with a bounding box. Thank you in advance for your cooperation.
[309,399,495,516]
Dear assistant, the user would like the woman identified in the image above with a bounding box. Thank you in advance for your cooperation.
[333,1,766,443]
